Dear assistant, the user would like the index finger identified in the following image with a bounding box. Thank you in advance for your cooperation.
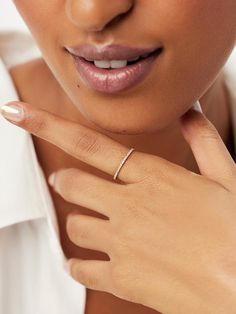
[0,101,149,184]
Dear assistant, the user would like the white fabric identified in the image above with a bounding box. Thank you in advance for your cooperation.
[0,2,41,69]
[0,34,86,314]
[0,30,236,314]
[0,2,28,32]
[0,31,41,69]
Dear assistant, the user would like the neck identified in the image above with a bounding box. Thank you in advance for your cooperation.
[54,70,230,175]
[10,58,231,175]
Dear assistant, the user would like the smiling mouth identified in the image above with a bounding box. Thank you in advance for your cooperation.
[67,45,164,93]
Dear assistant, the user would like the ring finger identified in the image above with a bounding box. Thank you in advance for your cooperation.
[66,214,111,253]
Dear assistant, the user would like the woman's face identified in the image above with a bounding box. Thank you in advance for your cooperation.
[13,1,236,134]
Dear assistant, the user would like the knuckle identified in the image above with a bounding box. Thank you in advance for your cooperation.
[125,203,144,221]
[132,165,172,193]
[137,173,163,191]
[27,111,49,134]
[202,128,220,141]
[196,118,220,141]
[71,132,101,158]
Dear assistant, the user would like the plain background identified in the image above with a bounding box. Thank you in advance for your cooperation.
[0,1,235,70]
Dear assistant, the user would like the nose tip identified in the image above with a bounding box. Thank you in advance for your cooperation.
[66,0,134,33]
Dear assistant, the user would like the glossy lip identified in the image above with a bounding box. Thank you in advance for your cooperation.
[65,44,162,61]
[66,44,164,93]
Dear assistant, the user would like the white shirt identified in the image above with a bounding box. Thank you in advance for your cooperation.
[0,32,86,314]
[0,31,236,314]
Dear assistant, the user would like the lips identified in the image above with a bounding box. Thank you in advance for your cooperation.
[66,44,164,93]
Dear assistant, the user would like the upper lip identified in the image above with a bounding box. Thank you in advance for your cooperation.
[65,44,162,61]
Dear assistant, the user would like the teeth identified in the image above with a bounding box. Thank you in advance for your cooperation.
[94,60,128,69]
[94,60,111,68]
[110,60,127,68]
[92,54,150,69]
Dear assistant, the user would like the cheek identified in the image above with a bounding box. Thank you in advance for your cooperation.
[161,0,236,47]
[13,1,61,37]
[156,0,236,106]
[13,0,64,66]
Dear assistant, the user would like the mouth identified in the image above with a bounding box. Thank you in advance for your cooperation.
[66,45,164,94]
[81,47,163,67]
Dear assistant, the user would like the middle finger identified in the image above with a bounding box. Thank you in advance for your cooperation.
[50,168,126,217]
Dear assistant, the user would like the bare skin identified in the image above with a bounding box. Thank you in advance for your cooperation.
[8,0,236,312]
[9,57,233,314]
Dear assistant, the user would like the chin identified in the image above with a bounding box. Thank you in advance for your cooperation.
[69,88,180,135]
[84,113,169,135]
[93,123,148,135]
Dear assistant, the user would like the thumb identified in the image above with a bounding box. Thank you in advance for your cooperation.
[180,101,236,188]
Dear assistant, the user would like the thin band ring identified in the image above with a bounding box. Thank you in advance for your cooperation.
[113,148,135,181]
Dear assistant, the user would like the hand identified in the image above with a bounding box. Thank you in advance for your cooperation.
[1,101,236,314]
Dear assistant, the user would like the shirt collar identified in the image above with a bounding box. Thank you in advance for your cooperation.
[0,58,57,230]
[0,58,72,272]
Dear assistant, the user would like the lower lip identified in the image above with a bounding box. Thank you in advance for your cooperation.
[71,48,163,94]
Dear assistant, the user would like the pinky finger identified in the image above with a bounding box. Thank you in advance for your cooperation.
[67,258,112,292]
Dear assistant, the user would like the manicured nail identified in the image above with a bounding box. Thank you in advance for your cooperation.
[0,103,25,122]
[48,173,56,187]
[192,101,203,113]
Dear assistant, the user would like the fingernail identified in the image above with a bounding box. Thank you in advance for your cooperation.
[0,103,25,122]
[192,101,203,113]
[48,173,56,187]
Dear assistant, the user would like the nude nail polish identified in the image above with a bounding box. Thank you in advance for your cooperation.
[0,103,25,122]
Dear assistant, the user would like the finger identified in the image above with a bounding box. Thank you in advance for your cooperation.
[66,214,111,253]
[180,101,236,187]
[67,258,112,292]
[0,101,146,184]
[49,168,126,217]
